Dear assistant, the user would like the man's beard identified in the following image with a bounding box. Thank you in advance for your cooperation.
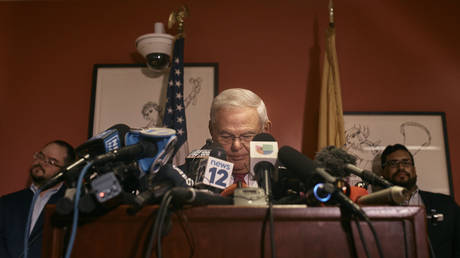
[29,164,47,187]
[390,170,417,189]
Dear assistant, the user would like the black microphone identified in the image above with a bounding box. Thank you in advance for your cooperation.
[170,187,233,206]
[278,146,368,220]
[315,146,393,188]
[92,141,158,165]
[128,164,194,213]
[39,124,130,191]
[55,188,76,215]
[187,140,231,193]
[55,186,99,214]
[250,133,278,197]
[187,140,227,183]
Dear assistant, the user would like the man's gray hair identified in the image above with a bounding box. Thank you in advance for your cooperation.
[210,88,269,128]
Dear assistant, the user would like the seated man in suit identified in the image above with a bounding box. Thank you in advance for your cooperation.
[380,143,460,258]
[0,140,75,258]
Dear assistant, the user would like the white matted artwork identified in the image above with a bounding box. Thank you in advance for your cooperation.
[89,63,218,151]
[343,112,453,196]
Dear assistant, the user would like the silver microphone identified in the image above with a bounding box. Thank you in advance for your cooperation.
[357,186,410,205]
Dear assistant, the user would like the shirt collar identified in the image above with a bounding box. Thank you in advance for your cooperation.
[30,182,62,195]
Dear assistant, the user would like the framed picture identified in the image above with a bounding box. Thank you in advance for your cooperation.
[343,112,453,196]
[89,63,218,151]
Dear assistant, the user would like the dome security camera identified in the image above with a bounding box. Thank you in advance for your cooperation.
[136,23,174,72]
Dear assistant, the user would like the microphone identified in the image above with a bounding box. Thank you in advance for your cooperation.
[75,124,130,158]
[278,146,368,220]
[343,164,393,188]
[92,141,158,165]
[55,188,76,215]
[170,187,233,206]
[187,140,233,192]
[356,186,410,205]
[128,164,194,213]
[186,140,225,180]
[124,127,178,174]
[249,133,278,196]
[55,186,99,215]
[39,124,130,191]
[315,145,393,188]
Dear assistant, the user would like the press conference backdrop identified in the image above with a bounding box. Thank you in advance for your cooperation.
[89,63,218,152]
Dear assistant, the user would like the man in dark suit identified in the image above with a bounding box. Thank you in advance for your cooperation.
[380,143,460,258]
[0,140,75,258]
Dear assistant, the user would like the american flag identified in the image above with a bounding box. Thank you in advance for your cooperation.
[163,37,189,165]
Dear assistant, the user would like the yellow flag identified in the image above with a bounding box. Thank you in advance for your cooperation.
[317,22,345,150]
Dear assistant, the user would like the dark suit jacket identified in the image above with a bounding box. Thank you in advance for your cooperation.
[0,186,66,258]
[420,190,460,258]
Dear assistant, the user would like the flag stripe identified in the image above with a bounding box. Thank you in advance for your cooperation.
[163,37,189,165]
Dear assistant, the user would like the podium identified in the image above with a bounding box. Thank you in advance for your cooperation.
[42,205,429,258]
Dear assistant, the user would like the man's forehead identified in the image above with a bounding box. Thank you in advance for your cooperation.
[42,143,67,161]
[387,150,411,160]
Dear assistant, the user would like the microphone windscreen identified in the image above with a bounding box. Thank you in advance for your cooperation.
[253,133,276,142]
[209,142,227,160]
[153,164,190,188]
[278,146,316,186]
[314,145,357,177]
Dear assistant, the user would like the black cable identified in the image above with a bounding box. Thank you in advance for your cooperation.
[402,220,409,258]
[261,204,277,258]
[340,212,358,258]
[362,216,384,258]
[260,169,276,258]
[268,201,276,258]
[266,169,276,258]
[176,210,196,258]
[144,190,172,258]
[353,217,371,258]
[156,195,173,258]
[261,209,268,258]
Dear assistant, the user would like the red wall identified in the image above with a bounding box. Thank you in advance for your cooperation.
[1,0,459,200]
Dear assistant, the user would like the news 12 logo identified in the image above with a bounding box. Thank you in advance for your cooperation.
[255,144,274,155]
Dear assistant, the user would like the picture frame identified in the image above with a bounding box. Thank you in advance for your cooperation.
[343,111,453,196]
[89,63,218,151]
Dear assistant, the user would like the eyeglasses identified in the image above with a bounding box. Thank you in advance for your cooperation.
[33,152,63,168]
[384,159,413,169]
[217,133,257,145]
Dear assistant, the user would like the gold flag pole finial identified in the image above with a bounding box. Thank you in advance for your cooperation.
[168,5,189,37]
[328,0,335,26]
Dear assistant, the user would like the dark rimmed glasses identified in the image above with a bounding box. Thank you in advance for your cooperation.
[33,152,63,168]
[217,133,258,145]
[384,159,413,169]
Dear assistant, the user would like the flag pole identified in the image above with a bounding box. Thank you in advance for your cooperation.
[329,0,335,26]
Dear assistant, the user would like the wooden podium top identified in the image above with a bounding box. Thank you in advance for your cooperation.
[42,205,429,258]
